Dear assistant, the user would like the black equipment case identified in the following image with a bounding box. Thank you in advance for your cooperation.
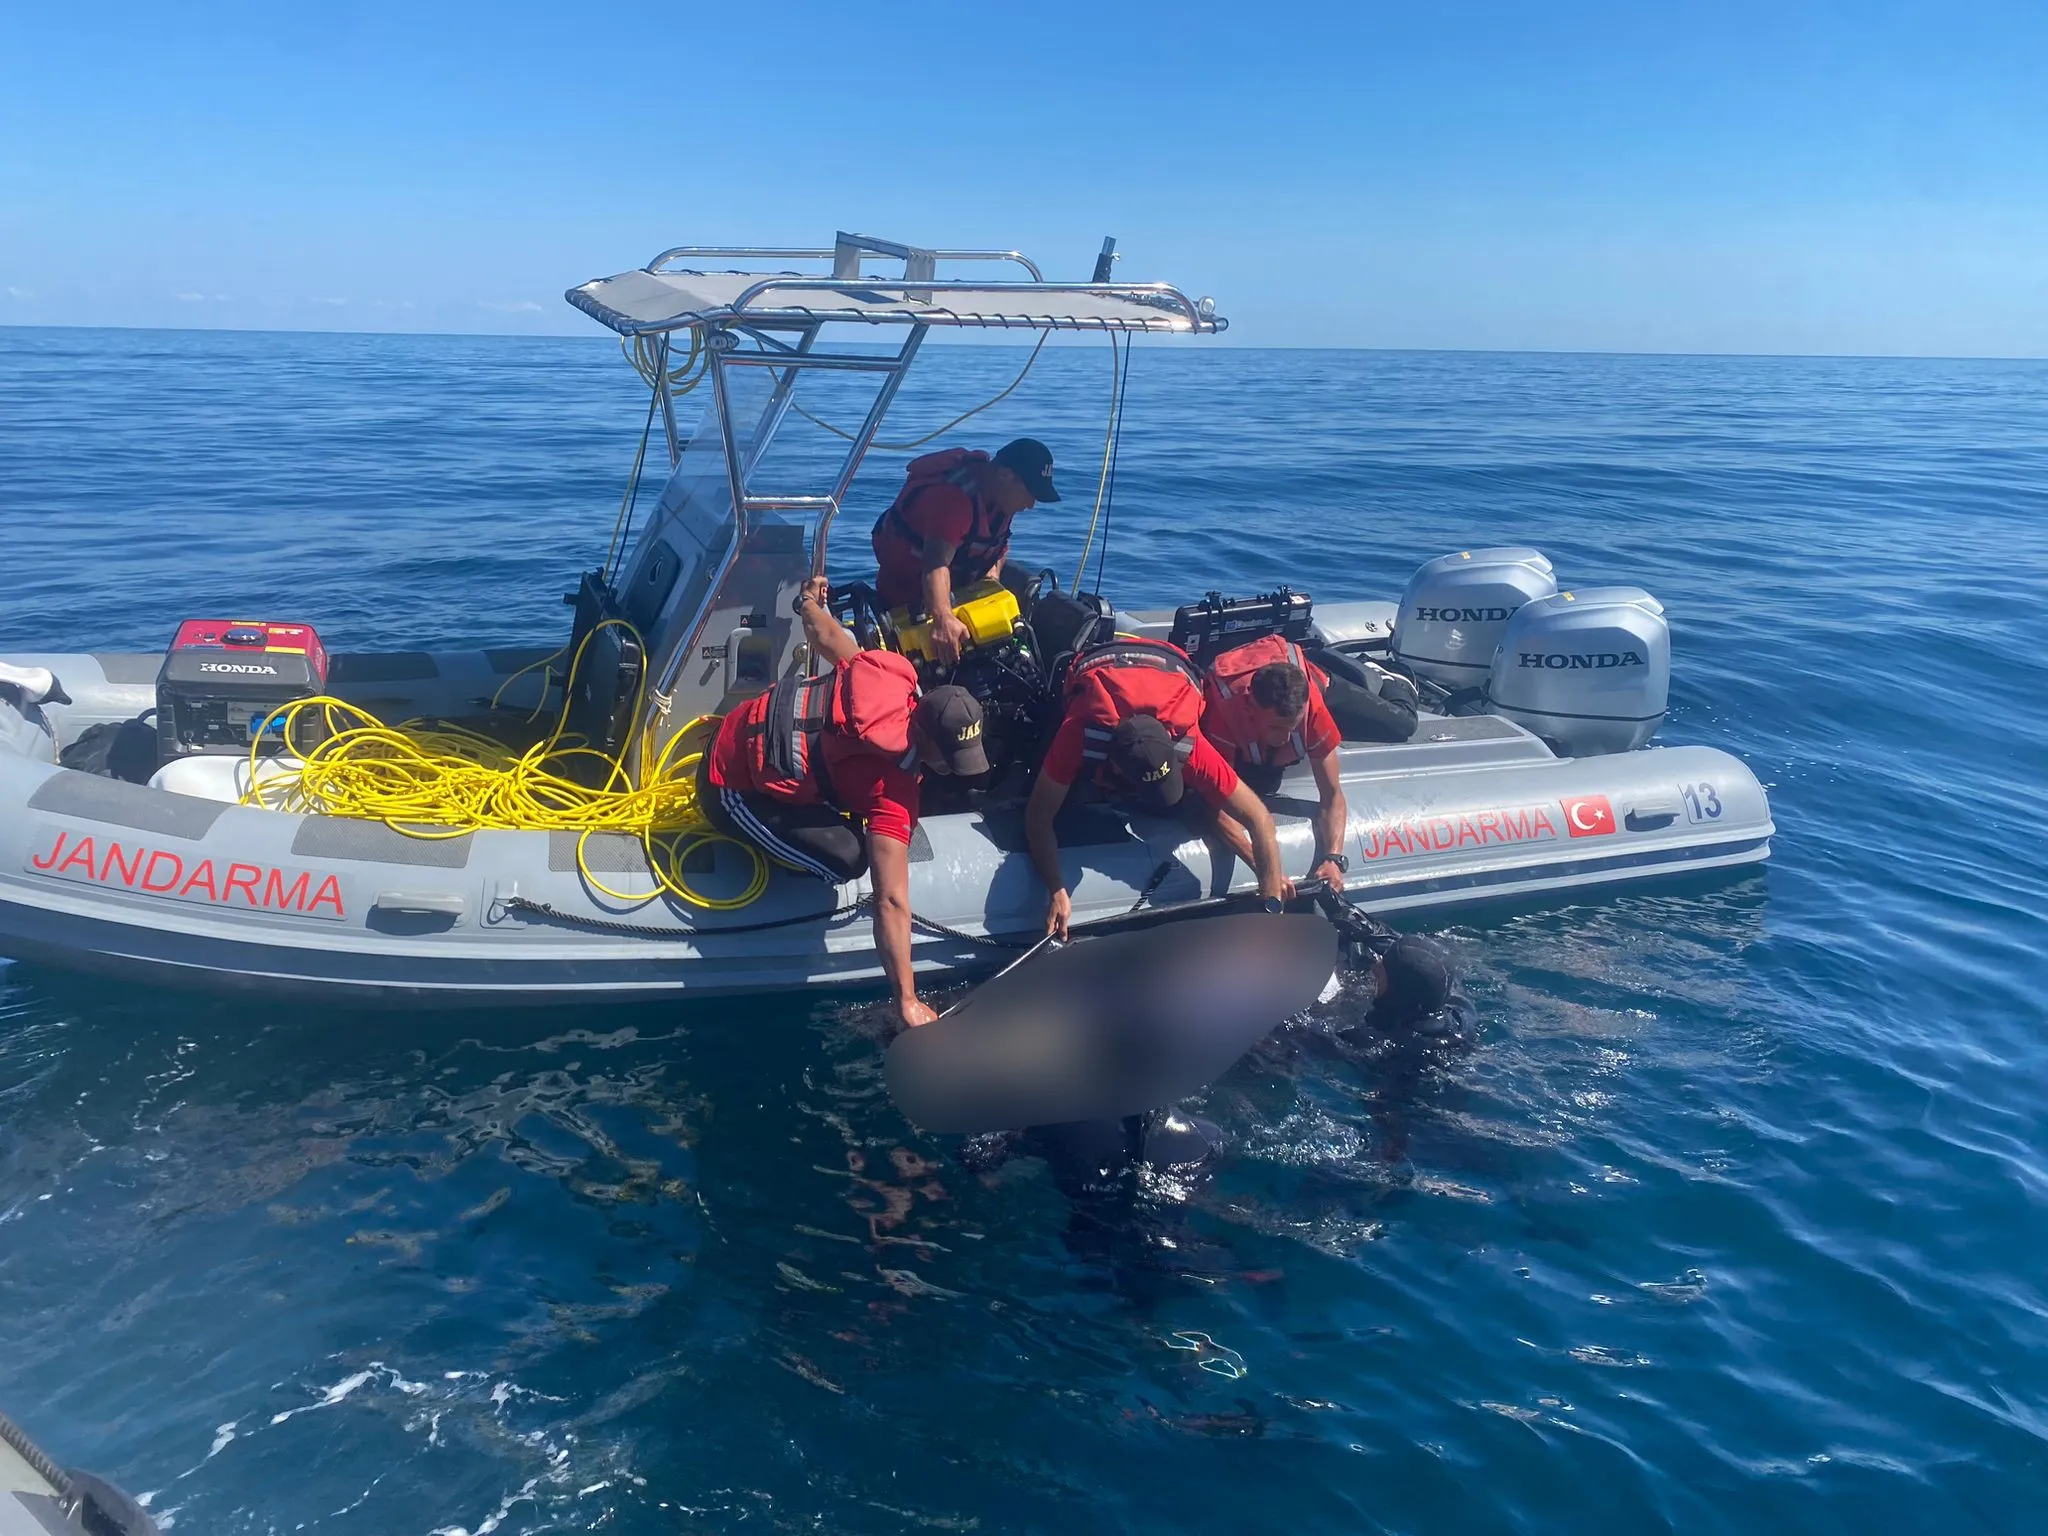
[1167,587,1314,665]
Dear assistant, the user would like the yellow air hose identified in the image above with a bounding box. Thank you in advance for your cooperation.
[240,618,770,911]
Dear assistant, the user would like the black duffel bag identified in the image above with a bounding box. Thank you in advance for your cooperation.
[1311,646,1419,743]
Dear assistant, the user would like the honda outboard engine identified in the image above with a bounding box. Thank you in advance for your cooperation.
[1485,587,1669,754]
[1392,549,1557,687]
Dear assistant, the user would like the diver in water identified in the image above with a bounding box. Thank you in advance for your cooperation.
[961,908,1473,1296]
[1336,923,1476,1047]
[1299,907,1480,1179]
[974,915,1472,1183]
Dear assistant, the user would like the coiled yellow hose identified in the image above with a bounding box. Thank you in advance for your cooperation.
[241,619,770,911]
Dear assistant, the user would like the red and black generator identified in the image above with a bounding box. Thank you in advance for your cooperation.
[155,620,329,760]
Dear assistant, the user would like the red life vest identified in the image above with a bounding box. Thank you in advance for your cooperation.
[1063,638,1207,769]
[870,448,1015,603]
[734,650,919,804]
[1204,635,1328,768]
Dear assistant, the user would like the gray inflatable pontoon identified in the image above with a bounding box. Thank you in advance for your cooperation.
[0,234,1771,1007]
[1,1406,157,1536]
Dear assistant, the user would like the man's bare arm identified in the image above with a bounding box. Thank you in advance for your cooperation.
[798,576,860,666]
[867,832,934,1026]
[1025,772,1074,938]
[1310,749,1349,890]
[1219,779,1290,901]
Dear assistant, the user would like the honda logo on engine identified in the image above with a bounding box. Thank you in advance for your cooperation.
[197,662,279,674]
[1414,606,1516,623]
[1518,651,1645,670]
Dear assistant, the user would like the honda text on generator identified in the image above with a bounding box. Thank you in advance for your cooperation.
[155,620,329,761]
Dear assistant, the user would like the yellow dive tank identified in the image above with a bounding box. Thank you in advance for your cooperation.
[892,579,1022,664]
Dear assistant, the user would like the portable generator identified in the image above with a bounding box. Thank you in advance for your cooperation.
[155,619,329,760]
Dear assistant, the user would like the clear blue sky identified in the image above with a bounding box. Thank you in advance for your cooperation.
[4,1,2043,355]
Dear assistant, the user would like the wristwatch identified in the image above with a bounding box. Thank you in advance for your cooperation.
[1314,851,1350,873]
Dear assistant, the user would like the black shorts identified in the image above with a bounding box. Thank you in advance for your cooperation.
[698,760,869,884]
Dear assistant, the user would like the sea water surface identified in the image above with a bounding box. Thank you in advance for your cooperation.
[2,328,2046,1534]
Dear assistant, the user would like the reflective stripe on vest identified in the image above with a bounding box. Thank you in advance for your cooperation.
[1210,638,1306,699]
[751,667,846,797]
[1210,637,1309,767]
[1064,638,1206,699]
[1239,725,1308,767]
[1067,639,1207,765]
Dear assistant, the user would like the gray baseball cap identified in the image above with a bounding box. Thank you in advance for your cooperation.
[916,685,990,776]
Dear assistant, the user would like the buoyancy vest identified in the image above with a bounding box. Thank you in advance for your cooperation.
[741,650,920,803]
[871,448,1015,599]
[1205,634,1328,768]
[1062,638,1207,769]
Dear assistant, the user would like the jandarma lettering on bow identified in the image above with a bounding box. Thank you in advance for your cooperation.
[26,830,347,919]
[1357,804,1558,861]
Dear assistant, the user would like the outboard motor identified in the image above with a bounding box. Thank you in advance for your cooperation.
[1485,586,1669,755]
[1392,549,1557,687]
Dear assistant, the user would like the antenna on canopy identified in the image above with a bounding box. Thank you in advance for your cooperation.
[1092,237,1118,283]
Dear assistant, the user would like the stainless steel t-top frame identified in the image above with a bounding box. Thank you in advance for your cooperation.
[562,231,1225,752]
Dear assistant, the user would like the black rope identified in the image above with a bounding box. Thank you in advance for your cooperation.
[0,1408,74,1501]
[1127,857,1179,914]
[906,911,1034,951]
[503,894,867,940]
[502,894,1029,949]
[1093,335,1135,598]
[605,359,665,584]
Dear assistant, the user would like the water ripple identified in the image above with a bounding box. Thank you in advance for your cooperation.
[4,333,2048,1532]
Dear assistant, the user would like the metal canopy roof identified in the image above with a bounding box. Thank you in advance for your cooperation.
[564,236,1225,337]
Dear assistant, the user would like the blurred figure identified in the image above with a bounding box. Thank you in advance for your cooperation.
[957,904,1475,1298]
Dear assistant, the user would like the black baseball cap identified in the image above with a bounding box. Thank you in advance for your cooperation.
[994,437,1061,503]
[915,685,990,776]
[1105,715,1183,813]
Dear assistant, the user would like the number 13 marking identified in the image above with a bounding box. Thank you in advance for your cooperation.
[1680,782,1723,822]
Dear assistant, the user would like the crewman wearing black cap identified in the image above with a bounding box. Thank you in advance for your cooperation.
[703,577,989,1027]
[1024,637,1290,940]
[870,438,1061,664]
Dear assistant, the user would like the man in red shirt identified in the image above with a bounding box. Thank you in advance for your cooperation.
[1025,641,1290,940]
[703,577,989,1026]
[870,438,1060,662]
[1202,638,1351,892]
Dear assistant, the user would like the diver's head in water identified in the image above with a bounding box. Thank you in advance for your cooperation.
[1367,935,1454,1026]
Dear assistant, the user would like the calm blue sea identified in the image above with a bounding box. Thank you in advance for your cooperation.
[3,327,2047,1535]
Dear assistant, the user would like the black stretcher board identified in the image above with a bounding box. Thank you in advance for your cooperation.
[885,904,1339,1135]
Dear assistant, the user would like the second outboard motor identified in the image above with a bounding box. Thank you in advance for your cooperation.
[1392,548,1557,687]
[1485,587,1670,754]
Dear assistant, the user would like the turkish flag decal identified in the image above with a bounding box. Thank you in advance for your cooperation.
[1560,794,1617,838]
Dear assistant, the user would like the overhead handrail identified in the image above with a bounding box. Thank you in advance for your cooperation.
[724,277,1210,330]
[645,246,1045,281]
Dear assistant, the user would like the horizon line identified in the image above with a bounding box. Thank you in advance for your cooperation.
[1,320,2042,367]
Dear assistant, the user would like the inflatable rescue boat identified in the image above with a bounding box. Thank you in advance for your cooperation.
[0,233,1773,1006]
